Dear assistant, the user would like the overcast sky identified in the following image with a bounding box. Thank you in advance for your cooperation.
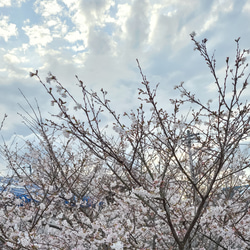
[0,0,250,174]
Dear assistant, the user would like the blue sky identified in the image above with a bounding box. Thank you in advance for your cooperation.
[0,0,250,174]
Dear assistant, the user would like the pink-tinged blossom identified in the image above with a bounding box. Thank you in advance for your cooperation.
[0,35,249,249]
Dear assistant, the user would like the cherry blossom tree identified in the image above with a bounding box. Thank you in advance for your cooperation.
[0,34,250,249]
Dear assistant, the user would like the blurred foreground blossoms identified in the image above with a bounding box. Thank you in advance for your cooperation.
[0,35,250,249]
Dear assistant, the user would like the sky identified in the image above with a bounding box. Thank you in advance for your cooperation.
[0,0,250,175]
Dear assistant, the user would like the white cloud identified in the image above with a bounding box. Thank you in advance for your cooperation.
[23,19,30,25]
[79,0,115,26]
[212,0,234,13]
[242,1,250,14]
[0,47,32,82]
[14,0,26,7]
[124,0,150,49]
[67,0,116,48]
[3,53,21,64]
[0,0,26,7]
[34,46,61,60]
[115,3,131,38]
[21,43,30,53]
[0,16,18,42]
[3,47,29,65]
[201,0,234,33]
[64,4,89,47]
[40,16,69,40]
[201,15,218,33]
[140,0,235,54]
[22,25,53,47]
[72,45,85,52]
[88,29,116,54]
[47,19,58,27]
[34,0,63,17]
[62,0,76,8]
[0,0,11,7]
[64,30,83,43]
